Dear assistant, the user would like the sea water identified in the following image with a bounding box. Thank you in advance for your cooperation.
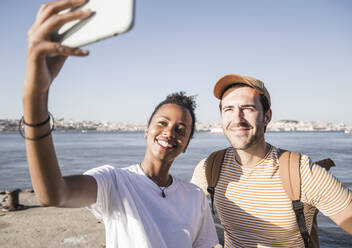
[0,131,351,247]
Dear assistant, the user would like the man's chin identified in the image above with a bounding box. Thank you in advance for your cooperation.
[229,140,250,150]
[228,137,258,150]
[226,134,248,145]
[231,144,251,150]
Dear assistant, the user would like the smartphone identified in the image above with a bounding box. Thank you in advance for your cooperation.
[51,0,135,48]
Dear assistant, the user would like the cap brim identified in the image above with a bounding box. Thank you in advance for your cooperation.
[213,74,250,99]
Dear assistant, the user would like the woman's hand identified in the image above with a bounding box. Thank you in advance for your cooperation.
[24,0,91,99]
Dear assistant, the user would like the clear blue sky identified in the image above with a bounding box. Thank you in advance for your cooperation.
[1,0,352,124]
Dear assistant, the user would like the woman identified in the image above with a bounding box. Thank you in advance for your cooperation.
[22,0,218,247]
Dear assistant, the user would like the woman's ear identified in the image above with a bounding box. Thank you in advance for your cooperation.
[183,140,190,153]
[144,128,148,139]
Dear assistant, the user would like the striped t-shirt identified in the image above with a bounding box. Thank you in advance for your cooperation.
[214,145,352,248]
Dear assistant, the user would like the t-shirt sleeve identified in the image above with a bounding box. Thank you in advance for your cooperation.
[84,165,116,220]
[193,190,219,248]
[190,158,209,196]
[300,155,352,216]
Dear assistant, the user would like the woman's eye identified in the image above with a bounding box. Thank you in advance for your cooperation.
[158,121,167,126]
[176,127,186,136]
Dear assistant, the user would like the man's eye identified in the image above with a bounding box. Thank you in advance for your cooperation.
[242,107,254,112]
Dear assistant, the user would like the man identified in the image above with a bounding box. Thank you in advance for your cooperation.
[191,73,352,247]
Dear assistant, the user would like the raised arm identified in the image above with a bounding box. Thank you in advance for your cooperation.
[23,0,96,208]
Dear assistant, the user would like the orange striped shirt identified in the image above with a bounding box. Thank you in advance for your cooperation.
[214,145,352,248]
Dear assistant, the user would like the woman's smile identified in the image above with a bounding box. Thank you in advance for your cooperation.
[156,137,176,150]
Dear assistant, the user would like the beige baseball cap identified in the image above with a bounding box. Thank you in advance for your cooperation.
[213,73,271,107]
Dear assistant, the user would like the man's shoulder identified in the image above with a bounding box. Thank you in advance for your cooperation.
[275,146,311,163]
[198,147,233,165]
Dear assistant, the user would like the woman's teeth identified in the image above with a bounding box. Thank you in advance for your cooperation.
[158,140,174,148]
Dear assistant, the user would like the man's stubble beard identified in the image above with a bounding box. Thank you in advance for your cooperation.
[223,116,265,151]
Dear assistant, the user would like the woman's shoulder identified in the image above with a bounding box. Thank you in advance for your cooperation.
[173,177,205,196]
[84,164,140,177]
[84,164,115,175]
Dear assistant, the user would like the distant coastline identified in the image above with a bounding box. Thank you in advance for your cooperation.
[1,118,352,133]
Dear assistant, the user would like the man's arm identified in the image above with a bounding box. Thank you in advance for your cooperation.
[301,157,352,235]
[329,201,352,235]
[190,159,209,196]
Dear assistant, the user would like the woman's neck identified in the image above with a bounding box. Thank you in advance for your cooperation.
[140,158,172,186]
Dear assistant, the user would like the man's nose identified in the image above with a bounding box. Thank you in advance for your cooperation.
[231,108,244,123]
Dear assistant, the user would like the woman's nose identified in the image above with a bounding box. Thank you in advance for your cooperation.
[162,126,176,138]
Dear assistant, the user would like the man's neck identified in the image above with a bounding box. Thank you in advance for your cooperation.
[234,141,270,168]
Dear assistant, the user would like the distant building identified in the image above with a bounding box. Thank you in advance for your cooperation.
[0,119,351,133]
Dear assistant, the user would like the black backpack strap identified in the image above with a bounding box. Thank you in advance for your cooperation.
[315,158,335,170]
[292,200,310,248]
[207,187,216,215]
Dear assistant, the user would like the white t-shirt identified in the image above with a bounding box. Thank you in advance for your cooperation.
[84,164,219,248]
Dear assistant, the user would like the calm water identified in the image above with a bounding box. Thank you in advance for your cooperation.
[0,131,351,247]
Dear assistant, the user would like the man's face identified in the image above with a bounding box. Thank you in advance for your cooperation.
[220,86,271,150]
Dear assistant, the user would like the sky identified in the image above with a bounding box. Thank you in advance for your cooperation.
[1,0,352,124]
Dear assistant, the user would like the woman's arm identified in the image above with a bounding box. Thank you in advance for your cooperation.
[23,0,96,208]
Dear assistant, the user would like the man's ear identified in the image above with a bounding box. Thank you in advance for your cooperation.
[264,109,272,126]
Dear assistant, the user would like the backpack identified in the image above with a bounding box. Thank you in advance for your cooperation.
[191,148,335,248]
